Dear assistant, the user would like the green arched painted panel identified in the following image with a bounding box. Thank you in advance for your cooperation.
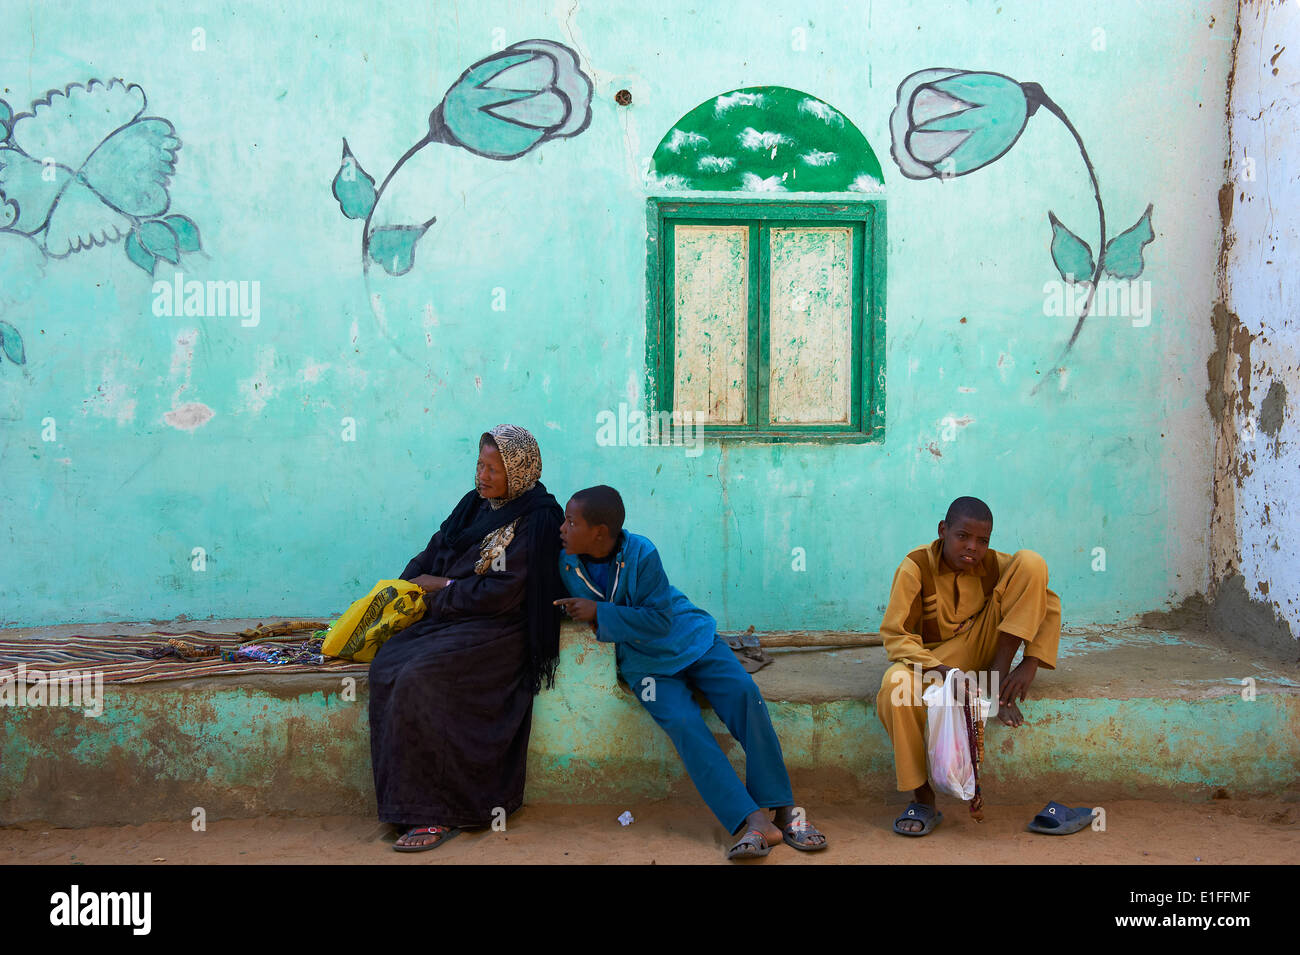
[648,87,884,193]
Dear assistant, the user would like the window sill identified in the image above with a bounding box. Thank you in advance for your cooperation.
[693,429,884,445]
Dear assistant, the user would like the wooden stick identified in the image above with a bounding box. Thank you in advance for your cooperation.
[721,628,883,649]
[235,620,330,639]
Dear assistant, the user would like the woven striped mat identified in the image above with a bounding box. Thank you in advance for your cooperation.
[0,622,369,685]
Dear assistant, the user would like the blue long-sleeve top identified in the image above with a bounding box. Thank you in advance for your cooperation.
[558,531,716,685]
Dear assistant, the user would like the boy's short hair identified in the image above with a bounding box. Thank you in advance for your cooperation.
[945,495,993,525]
[572,485,625,536]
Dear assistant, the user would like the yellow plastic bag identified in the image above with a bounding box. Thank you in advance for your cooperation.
[321,579,427,662]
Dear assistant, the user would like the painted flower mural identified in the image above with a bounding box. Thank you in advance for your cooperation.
[0,79,201,368]
[890,69,1156,386]
[332,38,593,276]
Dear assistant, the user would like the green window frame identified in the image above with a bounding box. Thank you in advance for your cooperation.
[645,199,886,442]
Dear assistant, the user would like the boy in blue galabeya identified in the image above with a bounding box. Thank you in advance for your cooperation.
[554,484,827,860]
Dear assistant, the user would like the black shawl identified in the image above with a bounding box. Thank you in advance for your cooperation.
[437,481,565,693]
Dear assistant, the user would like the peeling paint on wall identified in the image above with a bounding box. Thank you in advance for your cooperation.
[163,402,214,431]
[238,348,278,415]
[673,224,749,423]
[81,369,136,425]
[1218,0,1300,641]
[768,226,853,424]
[1258,379,1286,439]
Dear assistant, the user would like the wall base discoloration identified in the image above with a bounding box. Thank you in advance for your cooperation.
[1139,594,1211,633]
[1209,574,1298,659]
[1141,579,1297,660]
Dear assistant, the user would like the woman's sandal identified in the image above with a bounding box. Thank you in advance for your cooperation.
[782,818,829,851]
[726,828,772,860]
[393,825,462,852]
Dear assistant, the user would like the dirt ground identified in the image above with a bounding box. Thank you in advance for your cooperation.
[3,798,1297,864]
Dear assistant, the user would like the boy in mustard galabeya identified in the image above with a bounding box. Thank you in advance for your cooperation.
[876,496,1061,836]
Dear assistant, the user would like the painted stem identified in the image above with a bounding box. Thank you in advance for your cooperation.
[1028,88,1107,393]
[356,112,454,367]
[360,131,435,275]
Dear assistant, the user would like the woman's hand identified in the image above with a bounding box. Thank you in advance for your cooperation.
[411,574,452,592]
[553,598,597,624]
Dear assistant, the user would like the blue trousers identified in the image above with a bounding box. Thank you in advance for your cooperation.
[633,636,794,834]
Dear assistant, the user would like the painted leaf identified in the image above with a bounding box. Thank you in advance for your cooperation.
[0,99,11,140]
[125,231,156,273]
[1102,203,1155,280]
[1048,211,1094,283]
[0,197,16,229]
[332,139,377,220]
[368,220,434,276]
[0,319,25,365]
[164,214,201,252]
[80,118,180,218]
[137,219,180,264]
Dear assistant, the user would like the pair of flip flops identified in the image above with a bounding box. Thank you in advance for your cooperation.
[1027,801,1095,835]
[892,800,1094,836]
[726,820,829,859]
[393,825,462,852]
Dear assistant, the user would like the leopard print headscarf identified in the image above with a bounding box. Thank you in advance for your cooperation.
[479,424,542,509]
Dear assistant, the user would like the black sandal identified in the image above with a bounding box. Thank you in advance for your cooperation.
[726,828,772,860]
[893,802,942,836]
[393,825,462,852]
[782,818,828,851]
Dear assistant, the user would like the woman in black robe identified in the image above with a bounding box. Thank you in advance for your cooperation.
[368,423,564,851]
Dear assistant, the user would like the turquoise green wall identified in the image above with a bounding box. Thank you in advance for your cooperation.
[0,1,1227,628]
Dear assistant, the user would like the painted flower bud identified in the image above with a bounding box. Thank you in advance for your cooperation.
[890,69,1031,180]
[432,39,593,160]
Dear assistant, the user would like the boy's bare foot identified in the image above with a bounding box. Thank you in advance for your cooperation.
[897,782,937,833]
[997,699,1024,726]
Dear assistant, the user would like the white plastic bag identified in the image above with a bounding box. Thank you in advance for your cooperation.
[923,668,994,801]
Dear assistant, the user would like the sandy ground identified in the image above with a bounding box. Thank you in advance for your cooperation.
[3,798,1297,864]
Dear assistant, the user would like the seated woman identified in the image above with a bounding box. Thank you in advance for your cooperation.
[368,423,564,851]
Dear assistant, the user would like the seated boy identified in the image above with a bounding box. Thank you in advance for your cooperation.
[554,485,827,860]
[876,496,1061,836]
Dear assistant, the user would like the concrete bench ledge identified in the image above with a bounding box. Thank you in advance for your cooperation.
[2,620,1297,828]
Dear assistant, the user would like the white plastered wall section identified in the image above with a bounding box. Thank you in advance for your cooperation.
[1225,0,1300,638]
